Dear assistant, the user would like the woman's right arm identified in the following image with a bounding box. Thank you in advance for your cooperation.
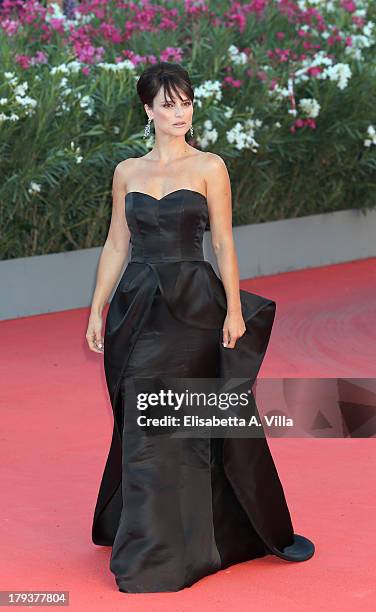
[86,159,132,353]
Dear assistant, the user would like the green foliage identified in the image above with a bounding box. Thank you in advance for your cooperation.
[0,0,375,259]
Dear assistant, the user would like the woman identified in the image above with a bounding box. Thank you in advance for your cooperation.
[87,62,314,593]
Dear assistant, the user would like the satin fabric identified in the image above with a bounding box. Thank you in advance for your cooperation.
[92,189,315,592]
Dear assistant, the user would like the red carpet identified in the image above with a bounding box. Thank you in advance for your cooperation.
[1,257,375,610]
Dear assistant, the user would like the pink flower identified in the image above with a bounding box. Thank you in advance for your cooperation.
[99,23,122,44]
[73,40,105,64]
[303,41,315,50]
[160,47,183,62]
[49,18,65,34]
[292,118,317,131]
[29,51,48,66]
[1,18,19,36]
[307,66,322,77]
[275,47,291,62]
[223,76,242,88]
[352,16,365,28]
[276,31,285,40]
[15,54,31,69]
[184,0,209,16]
[328,30,342,46]
[340,0,357,12]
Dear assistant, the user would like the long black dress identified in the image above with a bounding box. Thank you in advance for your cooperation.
[91,188,315,593]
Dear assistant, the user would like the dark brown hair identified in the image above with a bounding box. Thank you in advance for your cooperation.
[136,62,194,109]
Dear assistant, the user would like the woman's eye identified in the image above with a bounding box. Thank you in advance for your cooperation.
[163,102,191,107]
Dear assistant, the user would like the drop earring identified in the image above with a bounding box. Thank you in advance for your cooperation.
[190,124,194,137]
[143,117,152,139]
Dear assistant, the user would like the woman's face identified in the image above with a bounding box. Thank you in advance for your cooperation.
[146,86,193,135]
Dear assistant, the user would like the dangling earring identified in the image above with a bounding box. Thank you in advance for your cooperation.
[190,124,194,137]
[143,117,152,139]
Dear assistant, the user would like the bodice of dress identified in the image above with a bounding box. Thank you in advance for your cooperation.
[125,189,208,262]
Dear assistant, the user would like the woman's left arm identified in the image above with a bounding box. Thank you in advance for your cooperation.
[205,152,246,349]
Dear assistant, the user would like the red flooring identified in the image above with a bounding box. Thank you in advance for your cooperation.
[1,257,375,611]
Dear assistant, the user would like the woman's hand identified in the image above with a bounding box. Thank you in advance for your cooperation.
[86,311,104,353]
[222,310,246,349]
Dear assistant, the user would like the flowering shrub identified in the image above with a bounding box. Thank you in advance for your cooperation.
[0,0,375,258]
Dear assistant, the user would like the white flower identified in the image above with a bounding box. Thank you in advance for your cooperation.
[28,181,41,195]
[268,84,290,100]
[321,63,352,90]
[354,8,367,18]
[50,61,83,75]
[197,128,218,148]
[363,21,374,38]
[196,120,218,149]
[14,82,28,96]
[226,121,260,153]
[364,125,376,147]
[297,0,334,8]
[99,59,135,72]
[78,95,94,116]
[228,44,248,65]
[79,95,92,108]
[0,111,22,121]
[299,98,321,118]
[71,12,95,25]
[45,2,65,20]
[223,106,234,119]
[15,95,37,109]
[193,80,222,109]
[65,61,82,73]
[50,64,69,75]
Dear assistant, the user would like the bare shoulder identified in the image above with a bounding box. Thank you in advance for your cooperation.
[113,158,137,191]
[201,152,230,193]
[115,157,137,175]
[202,151,228,176]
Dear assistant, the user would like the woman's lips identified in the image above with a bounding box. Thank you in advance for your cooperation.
[173,122,186,126]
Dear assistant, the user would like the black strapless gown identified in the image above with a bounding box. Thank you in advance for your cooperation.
[92,188,314,593]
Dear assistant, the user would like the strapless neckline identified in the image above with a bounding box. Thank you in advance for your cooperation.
[125,188,207,203]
